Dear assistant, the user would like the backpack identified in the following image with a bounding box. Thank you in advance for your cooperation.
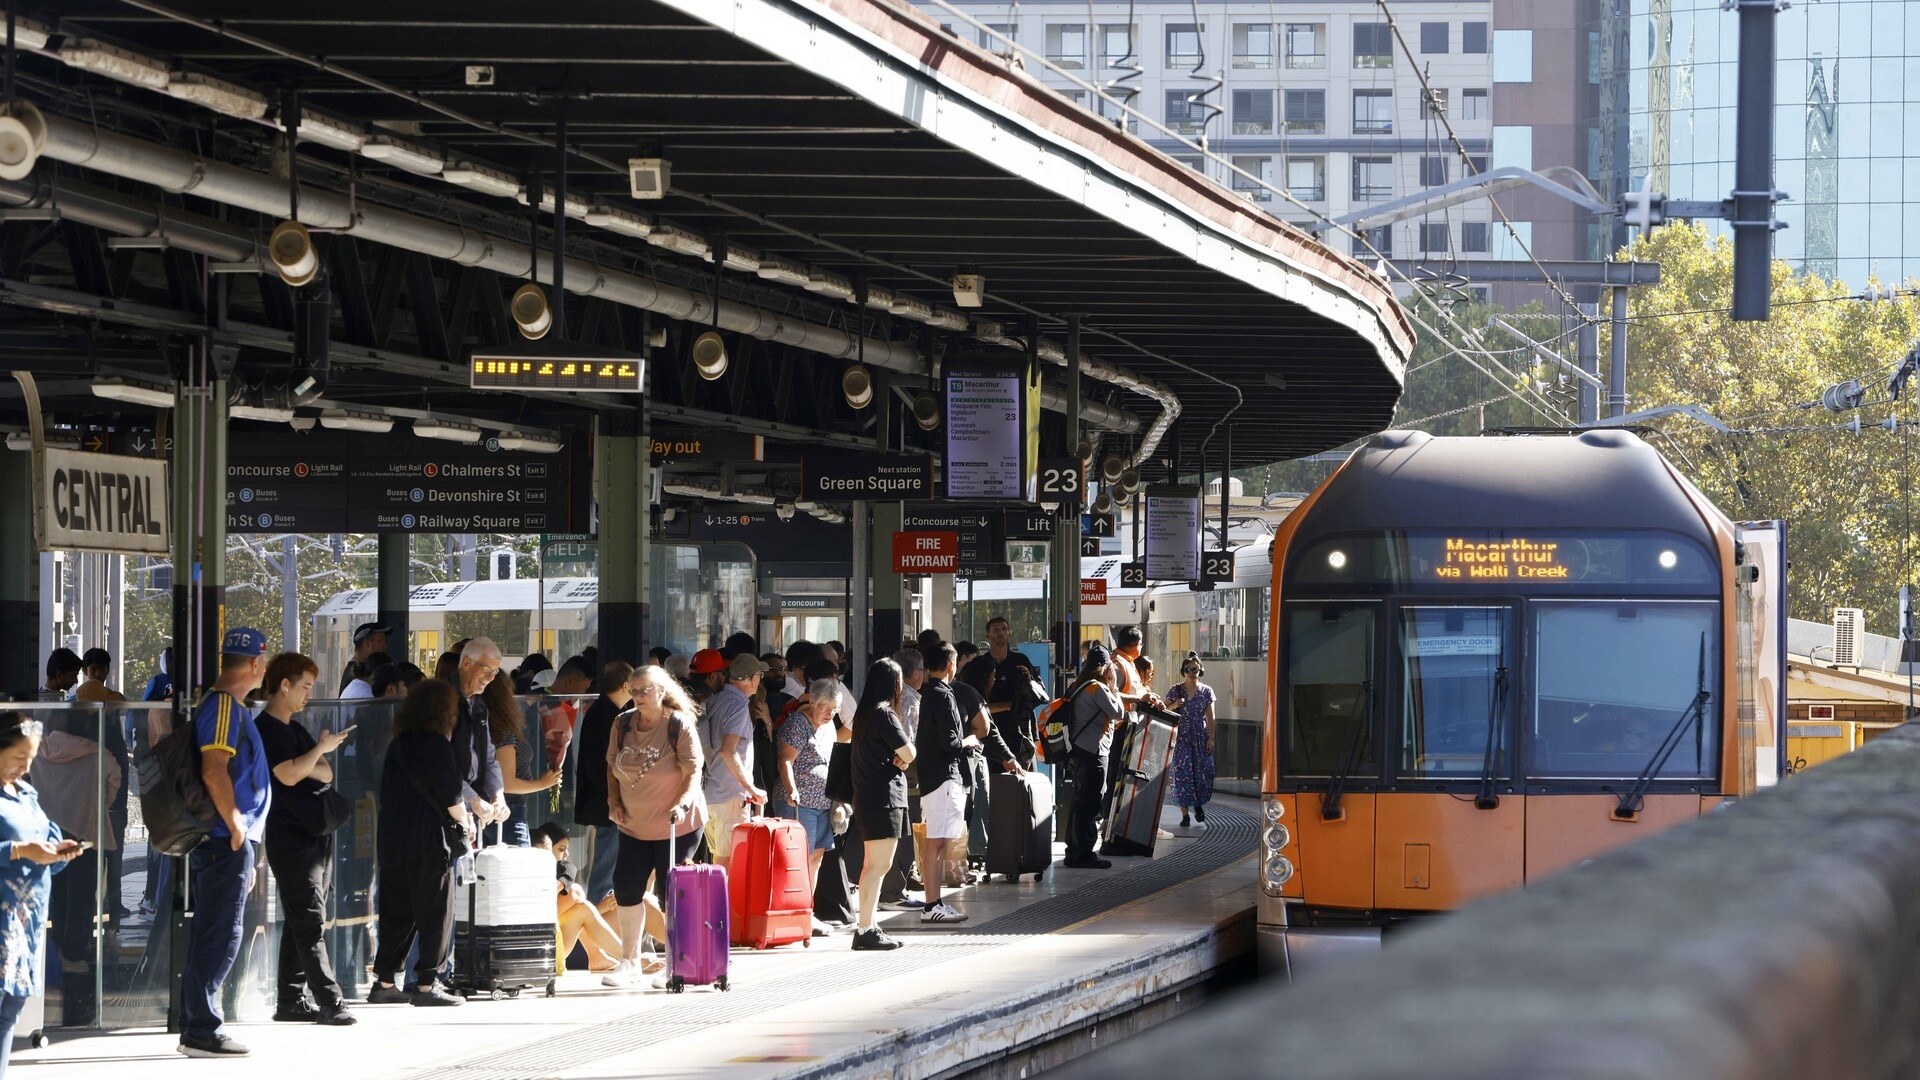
[1037,679,1099,763]
[136,691,248,857]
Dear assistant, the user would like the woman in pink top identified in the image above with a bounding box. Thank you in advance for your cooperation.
[603,665,706,988]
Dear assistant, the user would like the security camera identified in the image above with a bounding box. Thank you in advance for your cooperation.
[776,502,796,522]
[660,507,678,523]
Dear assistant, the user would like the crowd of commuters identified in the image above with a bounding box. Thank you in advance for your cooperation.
[0,615,1221,1061]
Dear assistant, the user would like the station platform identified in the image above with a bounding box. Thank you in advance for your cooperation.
[16,799,1257,1080]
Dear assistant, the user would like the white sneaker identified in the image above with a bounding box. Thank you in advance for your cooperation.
[920,902,968,924]
[601,959,633,988]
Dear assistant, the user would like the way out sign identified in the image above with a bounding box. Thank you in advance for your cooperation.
[39,448,169,555]
[892,531,958,574]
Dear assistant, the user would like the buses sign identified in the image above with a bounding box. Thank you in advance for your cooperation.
[39,448,169,556]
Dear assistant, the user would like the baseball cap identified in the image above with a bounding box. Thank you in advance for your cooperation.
[1086,643,1112,668]
[353,621,393,644]
[529,668,557,690]
[728,653,768,680]
[222,627,268,657]
[690,648,728,675]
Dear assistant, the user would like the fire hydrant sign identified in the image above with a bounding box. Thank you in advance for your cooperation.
[1080,578,1108,605]
[38,448,169,555]
[892,531,959,574]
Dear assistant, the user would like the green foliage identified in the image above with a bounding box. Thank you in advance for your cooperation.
[1618,223,1920,634]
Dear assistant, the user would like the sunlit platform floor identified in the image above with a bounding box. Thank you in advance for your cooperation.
[16,798,1256,1080]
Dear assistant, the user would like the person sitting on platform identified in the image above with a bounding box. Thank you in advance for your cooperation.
[532,823,639,975]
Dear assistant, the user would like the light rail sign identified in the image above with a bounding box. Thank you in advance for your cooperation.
[38,448,169,556]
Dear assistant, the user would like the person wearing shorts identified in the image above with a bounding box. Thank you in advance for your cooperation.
[777,680,841,897]
[913,642,971,925]
[849,660,913,950]
[700,654,768,870]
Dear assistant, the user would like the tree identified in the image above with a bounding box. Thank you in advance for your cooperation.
[1614,222,1920,634]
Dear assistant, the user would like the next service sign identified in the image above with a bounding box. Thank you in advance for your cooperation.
[40,448,169,555]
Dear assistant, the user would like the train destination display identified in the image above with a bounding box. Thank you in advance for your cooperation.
[943,357,1039,501]
[1430,537,1571,581]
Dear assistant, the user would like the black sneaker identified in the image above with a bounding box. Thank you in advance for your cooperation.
[1195,806,1206,824]
[273,1001,321,1023]
[851,928,902,951]
[179,1033,251,1058]
[316,1002,358,1026]
[365,982,409,1005]
[408,986,464,1007]
[1063,857,1114,869]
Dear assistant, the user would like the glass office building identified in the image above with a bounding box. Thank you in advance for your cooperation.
[1606,0,1920,286]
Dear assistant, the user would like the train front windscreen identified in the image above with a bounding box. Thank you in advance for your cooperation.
[1279,529,1722,787]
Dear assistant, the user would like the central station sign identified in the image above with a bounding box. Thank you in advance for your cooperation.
[38,448,169,556]
[224,430,588,534]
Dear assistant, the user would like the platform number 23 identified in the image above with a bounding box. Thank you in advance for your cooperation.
[1037,459,1082,498]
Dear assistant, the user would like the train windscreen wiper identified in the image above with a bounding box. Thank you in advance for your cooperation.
[1611,634,1711,820]
[1319,639,1374,821]
[1474,647,1509,810]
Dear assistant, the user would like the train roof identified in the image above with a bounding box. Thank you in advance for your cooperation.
[314,577,599,618]
[1298,430,1723,542]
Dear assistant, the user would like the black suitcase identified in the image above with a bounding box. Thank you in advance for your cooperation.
[987,771,1053,882]
[1102,709,1177,858]
[453,922,557,998]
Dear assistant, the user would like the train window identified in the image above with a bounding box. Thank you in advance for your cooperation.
[1284,602,1377,775]
[1529,601,1719,780]
[1395,606,1512,779]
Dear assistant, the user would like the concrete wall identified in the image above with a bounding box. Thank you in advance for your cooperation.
[1064,723,1920,1079]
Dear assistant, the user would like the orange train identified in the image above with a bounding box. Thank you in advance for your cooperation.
[1255,430,1786,974]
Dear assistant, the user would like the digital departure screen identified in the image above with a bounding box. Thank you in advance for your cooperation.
[469,356,646,393]
[1291,530,1718,592]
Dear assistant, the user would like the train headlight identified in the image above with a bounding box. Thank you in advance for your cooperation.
[1658,549,1678,570]
[1263,823,1291,852]
[1327,549,1348,570]
[1263,797,1284,823]
[1262,853,1295,892]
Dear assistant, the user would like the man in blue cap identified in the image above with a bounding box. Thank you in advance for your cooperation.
[178,627,273,1058]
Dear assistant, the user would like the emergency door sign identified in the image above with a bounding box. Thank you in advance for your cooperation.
[892,531,959,574]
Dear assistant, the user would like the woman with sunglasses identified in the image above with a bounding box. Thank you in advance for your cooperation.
[0,715,86,1074]
[1165,653,1217,828]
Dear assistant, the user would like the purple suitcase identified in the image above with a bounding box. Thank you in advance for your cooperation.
[666,863,731,992]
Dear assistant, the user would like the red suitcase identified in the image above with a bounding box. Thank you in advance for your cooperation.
[729,817,814,949]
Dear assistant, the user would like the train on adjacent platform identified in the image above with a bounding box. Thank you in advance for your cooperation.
[1249,429,1787,973]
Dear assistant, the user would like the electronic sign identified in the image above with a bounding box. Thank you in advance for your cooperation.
[469,354,646,393]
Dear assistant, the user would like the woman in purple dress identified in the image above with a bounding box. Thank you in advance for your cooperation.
[1164,653,1217,827]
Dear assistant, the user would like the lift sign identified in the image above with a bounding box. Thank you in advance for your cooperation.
[39,448,169,556]
[1431,537,1569,581]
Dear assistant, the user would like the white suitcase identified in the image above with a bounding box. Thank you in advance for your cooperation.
[457,842,556,928]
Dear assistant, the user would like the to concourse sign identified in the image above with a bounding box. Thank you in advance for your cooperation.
[892,531,959,574]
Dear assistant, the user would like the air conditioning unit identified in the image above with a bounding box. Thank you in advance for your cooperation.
[1832,606,1866,667]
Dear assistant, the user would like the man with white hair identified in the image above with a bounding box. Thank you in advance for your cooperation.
[455,638,508,828]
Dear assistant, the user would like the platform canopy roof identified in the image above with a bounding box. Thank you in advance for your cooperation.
[1,0,1412,472]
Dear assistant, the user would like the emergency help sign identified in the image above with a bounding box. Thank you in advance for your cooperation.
[891,531,958,574]
[39,448,169,555]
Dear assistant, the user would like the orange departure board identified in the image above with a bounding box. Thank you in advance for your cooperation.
[468,355,646,393]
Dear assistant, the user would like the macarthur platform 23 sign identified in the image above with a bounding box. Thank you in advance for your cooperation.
[39,448,169,556]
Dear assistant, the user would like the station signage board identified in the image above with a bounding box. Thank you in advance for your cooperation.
[1201,549,1236,584]
[903,505,999,565]
[1004,508,1057,541]
[800,454,933,501]
[541,534,598,574]
[469,346,646,393]
[943,356,1040,501]
[891,531,959,574]
[38,448,169,556]
[224,431,587,534]
[1082,513,1116,538]
[955,562,1012,581]
[1143,486,1202,581]
[1036,457,1083,504]
[1079,535,1103,558]
[650,429,764,464]
[1080,578,1108,605]
[1119,562,1147,588]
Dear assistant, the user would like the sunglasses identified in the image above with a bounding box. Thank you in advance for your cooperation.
[1,720,43,739]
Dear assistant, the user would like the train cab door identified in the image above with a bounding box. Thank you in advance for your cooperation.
[1284,601,1380,911]
[1374,602,1525,911]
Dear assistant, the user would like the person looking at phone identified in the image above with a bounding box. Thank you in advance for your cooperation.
[0,712,85,1075]
[255,652,356,1027]
[179,628,274,1058]
[603,666,706,989]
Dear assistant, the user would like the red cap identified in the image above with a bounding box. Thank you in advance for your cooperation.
[690,648,728,675]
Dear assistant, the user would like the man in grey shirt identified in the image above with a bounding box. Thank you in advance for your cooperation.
[702,653,768,870]
[1065,644,1122,869]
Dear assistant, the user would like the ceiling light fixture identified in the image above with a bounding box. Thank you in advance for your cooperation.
[511,283,552,340]
[646,223,710,259]
[166,72,270,120]
[707,244,762,273]
[268,220,319,287]
[319,408,394,433]
[5,432,78,452]
[926,307,970,332]
[628,157,670,199]
[91,377,174,409]
[888,295,933,322]
[912,392,940,431]
[230,404,296,424]
[755,255,810,288]
[413,418,484,444]
[361,136,445,176]
[442,162,523,198]
[582,203,653,238]
[59,40,171,90]
[805,269,855,302]
[692,332,728,381]
[0,100,44,182]
[521,189,592,220]
[841,365,873,409]
[494,431,565,453]
[2,19,50,52]
[863,285,895,311]
[290,110,366,152]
